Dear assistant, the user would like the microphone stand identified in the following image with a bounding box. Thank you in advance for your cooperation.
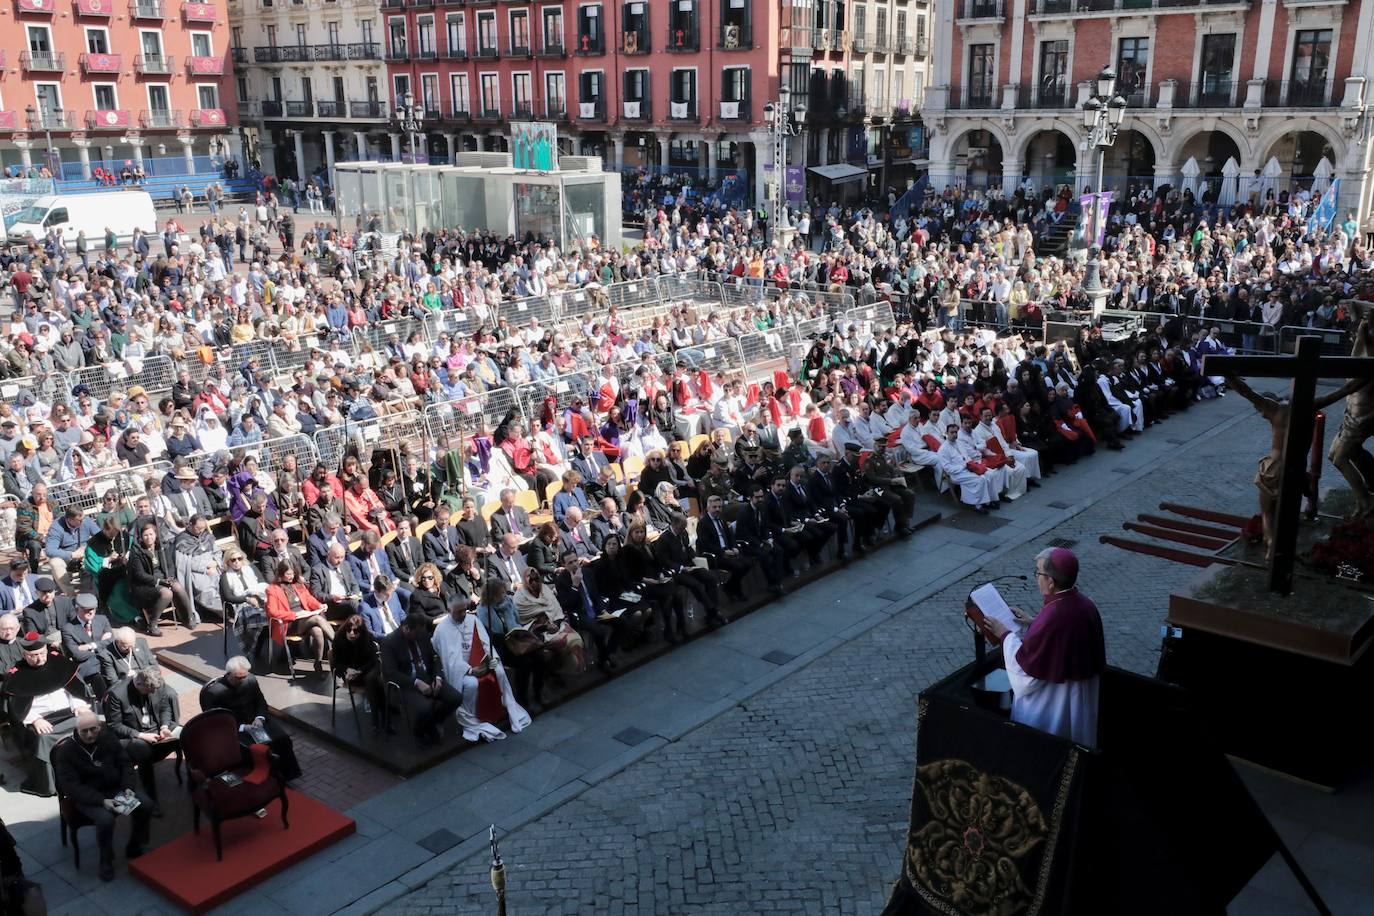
[965,573,1029,665]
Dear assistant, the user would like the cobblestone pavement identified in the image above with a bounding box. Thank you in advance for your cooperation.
[380,392,1370,916]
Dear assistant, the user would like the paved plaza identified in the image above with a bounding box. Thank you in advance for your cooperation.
[7,387,1373,916]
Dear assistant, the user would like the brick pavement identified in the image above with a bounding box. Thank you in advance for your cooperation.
[377,396,1374,915]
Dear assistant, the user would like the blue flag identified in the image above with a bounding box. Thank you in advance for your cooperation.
[1305,177,1340,236]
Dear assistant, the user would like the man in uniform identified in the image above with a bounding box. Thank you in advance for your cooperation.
[835,442,890,548]
[696,453,741,521]
[780,427,814,470]
[863,439,916,535]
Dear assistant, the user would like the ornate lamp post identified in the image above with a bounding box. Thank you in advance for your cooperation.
[393,91,424,164]
[24,104,57,176]
[763,84,806,250]
[1080,67,1128,295]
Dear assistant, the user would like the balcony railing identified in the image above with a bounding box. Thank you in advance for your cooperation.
[667,100,697,121]
[20,50,66,71]
[474,107,502,121]
[186,54,225,74]
[139,108,183,128]
[261,100,284,117]
[789,26,813,50]
[898,36,928,56]
[286,100,314,116]
[386,44,409,61]
[948,87,996,110]
[509,102,535,120]
[621,99,650,120]
[1034,0,1249,10]
[443,45,468,59]
[666,24,698,51]
[447,104,472,122]
[415,47,439,59]
[79,52,123,73]
[255,45,312,62]
[86,109,132,129]
[537,39,564,57]
[136,53,173,74]
[576,99,605,121]
[852,32,877,52]
[1263,78,1333,107]
[28,109,74,130]
[509,42,530,56]
[128,0,165,17]
[1174,79,1242,107]
[316,100,345,117]
[350,100,386,118]
[474,44,499,58]
[545,103,568,120]
[190,108,226,126]
[183,0,217,19]
[230,46,246,63]
[718,22,750,49]
[574,33,604,54]
[1016,84,1071,109]
[957,0,1004,19]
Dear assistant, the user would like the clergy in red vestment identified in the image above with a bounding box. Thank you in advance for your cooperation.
[985,547,1105,747]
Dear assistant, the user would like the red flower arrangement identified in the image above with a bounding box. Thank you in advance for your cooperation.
[1308,519,1374,582]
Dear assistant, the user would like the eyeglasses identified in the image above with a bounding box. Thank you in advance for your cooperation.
[420,574,436,582]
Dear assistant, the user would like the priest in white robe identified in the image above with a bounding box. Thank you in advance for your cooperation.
[987,547,1105,747]
[432,603,532,743]
[897,408,942,469]
[935,423,998,513]
[955,415,1012,498]
[972,409,1038,496]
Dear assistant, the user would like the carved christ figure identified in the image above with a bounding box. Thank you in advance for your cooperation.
[1328,301,1374,517]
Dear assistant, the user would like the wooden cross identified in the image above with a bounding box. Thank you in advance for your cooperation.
[1204,335,1374,595]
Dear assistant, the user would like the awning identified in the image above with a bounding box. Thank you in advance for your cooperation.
[807,163,869,184]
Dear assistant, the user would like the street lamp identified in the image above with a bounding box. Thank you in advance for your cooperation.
[763,84,806,251]
[25,104,56,177]
[1080,66,1128,295]
[393,91,424,164]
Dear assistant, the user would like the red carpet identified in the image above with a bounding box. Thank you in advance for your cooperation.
[130,789,355,914]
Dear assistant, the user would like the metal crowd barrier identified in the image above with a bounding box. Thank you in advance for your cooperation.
[843,303,898,335]
[1279,324,1352,357]
[737,325,801,381]
[353,315,432,357]
[515,371,598,430]
[422,396,490,462]
[49,461,171,518]
[315,412,426,471]
[69,355,176,402]
[229,433,320,487]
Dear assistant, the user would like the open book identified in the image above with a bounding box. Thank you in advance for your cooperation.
[966,584,1020,644]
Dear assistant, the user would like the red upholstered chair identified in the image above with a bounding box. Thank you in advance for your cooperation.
[181,710,290,861]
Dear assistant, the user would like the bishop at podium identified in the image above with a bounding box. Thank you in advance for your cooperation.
[986,547,1106,746]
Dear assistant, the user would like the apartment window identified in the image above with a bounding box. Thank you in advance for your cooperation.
[512,72,532,113]
[147,84,170,114]
[361,21,373,44]
[327,22,340,45]
[477,11,497,53]
[301,76,313,103]
[510,10,530,52]
[191,32,212,56]
[968,43,993,104]
[1290,29,1331,91]
[621,1,648,52]
[720,0,750,48]
[875,7,887,45]
[853,4,866,41]
[450,73,470,113]
[669,67,695,117]
[1116,36,1148,103]
[35,83,62,116]
[295,23,307,46]
[720,66,747,118]
[93,84,118,110]
[622,68,647,117]
[236,76,248,101]
[231,26,242,47]
[196,84,219,108]
[895,9,906,45]
[480,72,499,114]
[367,76,379,101]
[419,74,438,114]
[668,0,696,50]
[576,4,601,52]
[872,67,885,107]
[266,24,277,46]
[579,70,602,102]
[271,76,283,101]
[893,69,905,107]
[333,76,345,101]
[388,19,407,57]
[27,25,53,54]
[1198,33,1235,104]
[1039,39,1067,104]
[86,28,111,54]
[393,74,411,103]
[446,14,466,53]
[543,8,563,50]
[417,17,436,56]
[545,72,566,114]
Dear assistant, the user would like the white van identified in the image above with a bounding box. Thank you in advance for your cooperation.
[7,190,158,248]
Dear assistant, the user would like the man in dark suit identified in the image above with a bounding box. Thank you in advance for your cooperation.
[807,453,853,558]
[386,516,424,584]
[484,533,529,592]
[765,475,826,569]
[553,551,617,673]
[21,576,73,647]
[102,665,180,803]
[348,530,409,604]
[60,593,114,700]
[360,575,406,638]
[487,489,534,542]
[199,656,301,780]
[732,485,786,595]
[309,543,363,620]
[378,613,461,747]
[98,626,157,686]
[422,505,462,572]
[653,513,726,627]
[305,512,349,568]
[557,505,599,561]
[0,560,38,614]
[258,528,308,584]
[834,444,887,550]
[694,495,753,601]
[53,711,152,880]
[570,436,611,486]
[783,463,842,562]
[587,497,628,551]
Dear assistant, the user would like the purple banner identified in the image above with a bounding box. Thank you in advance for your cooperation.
[785,165,805,205]
[1076,191,1113,249]
[1093,191,1113,248]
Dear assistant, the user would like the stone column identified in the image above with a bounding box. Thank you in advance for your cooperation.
[1153,161,1176,191]
[817,128,830,166]
[74,140,93,180]
[753,139,767,206]
[612,135,625,170]
[14,140,33,170]
[180,136,196,175]
[323,130,336,182]
[658,136,669,170]
[389,133,401,160]
[293,131,307,183]
[1001,156,1023,195]
[700,138,711,181]
[355,131,368,160]
[446,133,457,163]
[131,140,145,169]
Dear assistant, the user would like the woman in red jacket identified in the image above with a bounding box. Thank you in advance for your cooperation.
[266,560,334,674]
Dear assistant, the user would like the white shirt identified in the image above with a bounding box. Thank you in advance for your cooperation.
[1002,628,1101,747]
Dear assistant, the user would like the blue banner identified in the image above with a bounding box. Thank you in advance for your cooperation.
[1305,178,1340,236]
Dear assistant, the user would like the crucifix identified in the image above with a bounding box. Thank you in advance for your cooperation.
[1204,335,1374,596]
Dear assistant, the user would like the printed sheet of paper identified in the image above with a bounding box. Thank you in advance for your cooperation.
[969,583,1019,631]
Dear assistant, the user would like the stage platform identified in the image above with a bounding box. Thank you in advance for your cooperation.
[156,507,941,775]
[130,789,355,914]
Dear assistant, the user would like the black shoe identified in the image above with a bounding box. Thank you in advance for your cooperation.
[147,621,163,638]
[313,660,324,675]
[974,505,990,515]
[99,859,114,881]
